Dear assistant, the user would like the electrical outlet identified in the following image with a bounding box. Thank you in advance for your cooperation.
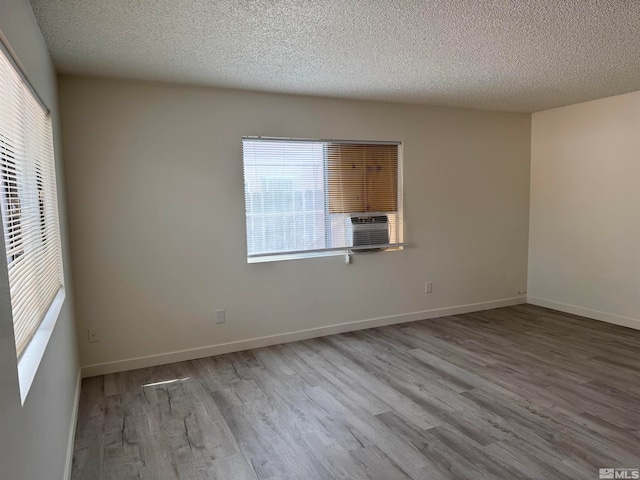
[88,328,99,343]
[425,282,433,294]
[216,309,225,324]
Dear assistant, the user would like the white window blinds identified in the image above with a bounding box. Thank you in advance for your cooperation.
[243,138,403,262]
[0,47,64,357]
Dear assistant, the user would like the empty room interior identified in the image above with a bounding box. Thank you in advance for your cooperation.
[1,1,640,479]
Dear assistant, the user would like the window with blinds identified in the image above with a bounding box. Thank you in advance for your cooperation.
[0,47,64,358]
[243,138,403,262]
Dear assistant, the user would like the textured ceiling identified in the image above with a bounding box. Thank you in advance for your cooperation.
[30,0,640,112]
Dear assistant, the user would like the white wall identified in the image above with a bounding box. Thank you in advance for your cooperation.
[0,1,79,480]
[58,76,531,375]
[529,91,640,329]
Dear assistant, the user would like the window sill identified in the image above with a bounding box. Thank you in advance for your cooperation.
[248,250,346,263]
[247,245,405,263]
[17,288,66,405]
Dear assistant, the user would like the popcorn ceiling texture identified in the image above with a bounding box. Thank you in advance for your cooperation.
[30,0,640,112]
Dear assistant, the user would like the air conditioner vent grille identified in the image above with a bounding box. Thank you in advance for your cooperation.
[351,215,389,251]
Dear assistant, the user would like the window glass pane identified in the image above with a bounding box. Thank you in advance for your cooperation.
[244,140,326,255]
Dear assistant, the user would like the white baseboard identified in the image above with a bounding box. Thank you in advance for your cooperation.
[81,296,526,378]
[64,370,81,480]
[527,296,640,331]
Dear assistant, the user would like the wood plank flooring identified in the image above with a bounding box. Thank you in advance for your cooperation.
[72,305,640,479]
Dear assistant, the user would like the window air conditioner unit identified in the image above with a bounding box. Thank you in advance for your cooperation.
[350,214,389,252]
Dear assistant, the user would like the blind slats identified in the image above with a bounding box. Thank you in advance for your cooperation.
[243,138,403,261]
[0,47,64,357]
[326,143,398,214]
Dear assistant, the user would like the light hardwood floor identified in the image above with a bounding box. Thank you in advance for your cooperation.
[72,305,640,479]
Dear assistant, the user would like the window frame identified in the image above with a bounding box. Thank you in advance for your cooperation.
[0,39,65,404]
[242,137,405,263]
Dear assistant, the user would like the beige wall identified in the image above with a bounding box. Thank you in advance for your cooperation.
[0,1,79,479]
[529,91,640,329]
[58,76,531,374]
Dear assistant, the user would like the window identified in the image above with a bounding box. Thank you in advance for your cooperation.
[0,46,64,358]
[242,138,403,262]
